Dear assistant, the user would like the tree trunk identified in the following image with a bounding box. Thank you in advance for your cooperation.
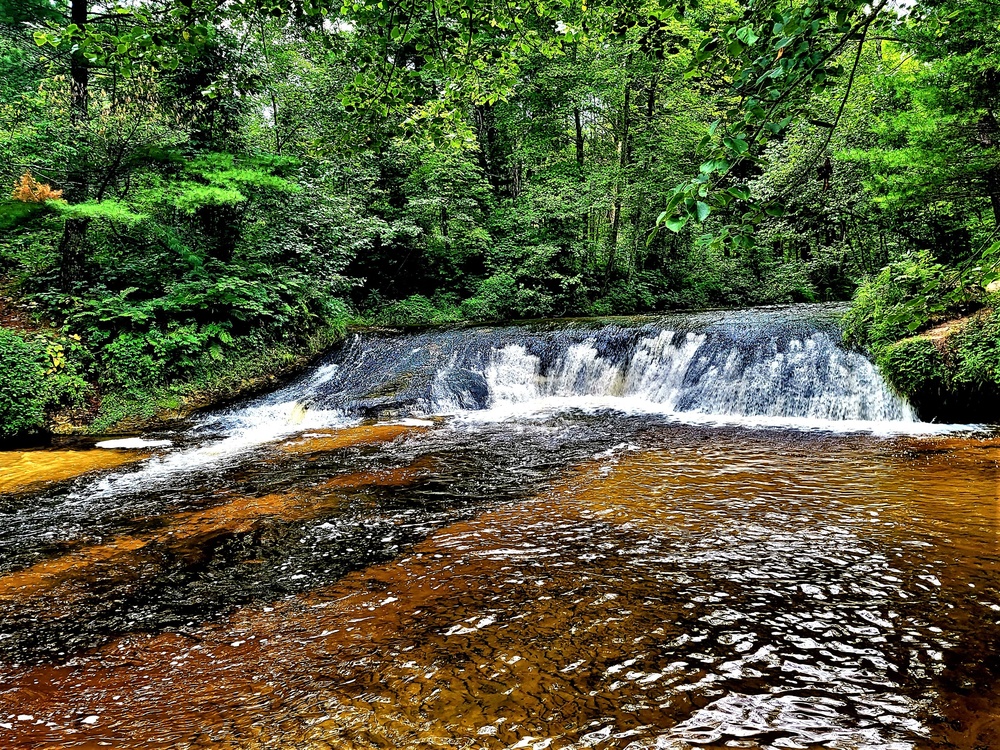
[605,79,631,285]
[989,167,1000,227]
[474,103,505,197]
[573,106,584,173]
[259,19,283,154]
[59,0,90,290]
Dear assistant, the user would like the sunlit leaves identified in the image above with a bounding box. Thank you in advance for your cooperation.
[656,0,889,249]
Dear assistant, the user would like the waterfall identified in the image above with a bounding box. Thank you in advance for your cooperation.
[464,330,910,423]
[208,304,916,430]
[83,306,937,494]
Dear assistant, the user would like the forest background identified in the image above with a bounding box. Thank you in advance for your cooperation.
[1,0,999,437]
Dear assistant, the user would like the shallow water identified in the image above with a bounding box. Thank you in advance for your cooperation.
[0,310,997,749]
[0,416,998,750]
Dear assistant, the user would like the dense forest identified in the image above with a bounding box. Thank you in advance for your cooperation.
[2,0,1000,437]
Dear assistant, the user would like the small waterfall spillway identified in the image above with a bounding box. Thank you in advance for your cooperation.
[53,305,925,501]
[213,304,914,433]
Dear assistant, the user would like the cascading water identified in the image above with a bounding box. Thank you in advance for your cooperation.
[87,304,923,494]
[6,305,998,750]
[209,303,914,432]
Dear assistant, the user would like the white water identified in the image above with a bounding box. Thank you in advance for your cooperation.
[93,308,970,491]
[452,329,923,433]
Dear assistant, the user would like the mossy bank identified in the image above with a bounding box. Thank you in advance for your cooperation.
[840,250,1000,423]
[869,311,1000,423]
[0,323,348,445]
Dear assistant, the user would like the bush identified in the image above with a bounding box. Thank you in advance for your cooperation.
[375,294,461,327]
[0,329,48,438]
[876,337,948,398]
[461,273,519,321]
[952,311,1000,389]
[102,333,165,394]
[88,323,349,433]
[843,249,990,355]
[0,329,89,440]
[589,275,658,317]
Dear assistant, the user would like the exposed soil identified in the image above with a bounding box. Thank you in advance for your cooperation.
[0,288,41,333]
[921,309,991,345]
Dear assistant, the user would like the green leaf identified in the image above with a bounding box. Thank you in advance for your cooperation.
[665,191,686,214]
[665,215,689,233]
[736,25,758,45]
[696,201,711,221]
[723,136,750,155]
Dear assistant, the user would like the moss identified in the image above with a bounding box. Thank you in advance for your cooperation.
[0,200,48,231]
[364,372,414,399]
[869,310,1000,421]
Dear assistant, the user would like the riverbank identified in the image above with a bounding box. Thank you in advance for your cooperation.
[839,249,1000,424]
[0,316,349,445]
[871,308,1000,423]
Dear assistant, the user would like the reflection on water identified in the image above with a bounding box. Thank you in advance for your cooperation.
[0,419,998,749]
[0,447,151,495]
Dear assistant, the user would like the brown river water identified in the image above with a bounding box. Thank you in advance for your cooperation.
[0,311,997,749]
[0,420,998,750]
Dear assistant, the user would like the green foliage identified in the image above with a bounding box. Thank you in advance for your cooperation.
[51,200,148,224]
[660,0,883,250]
[89,323,349,433]
[0,329,48,438]
[865,311,1000,421]
[876,337,948,398]
[0,200,48,230]
[843,254,942,353]
[0,329,89,440]
[952,312,1000,389]
[101,333,165,394]
[8,0,1000,432]
[374,295,462,327]
[844,241,1000,354]
[461,274,520,321]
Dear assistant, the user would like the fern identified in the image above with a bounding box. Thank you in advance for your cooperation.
[52,200,147,224]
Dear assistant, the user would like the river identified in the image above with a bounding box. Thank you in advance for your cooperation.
[0,304,997,749]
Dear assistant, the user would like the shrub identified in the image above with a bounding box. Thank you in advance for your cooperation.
[843,253,946,354]
[102,333,165,394]
[0,329,88,440]
[843,248,996,355]
[11,172,62,203]
[376,295,461,327]
[591,275,658,316]
[876,337,948,398]
[0,329,49,438]
[952,311,1000,389]
[461,273,519,321]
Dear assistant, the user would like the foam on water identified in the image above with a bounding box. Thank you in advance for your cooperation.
[82,365,356,495]
[463,329,918,429]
